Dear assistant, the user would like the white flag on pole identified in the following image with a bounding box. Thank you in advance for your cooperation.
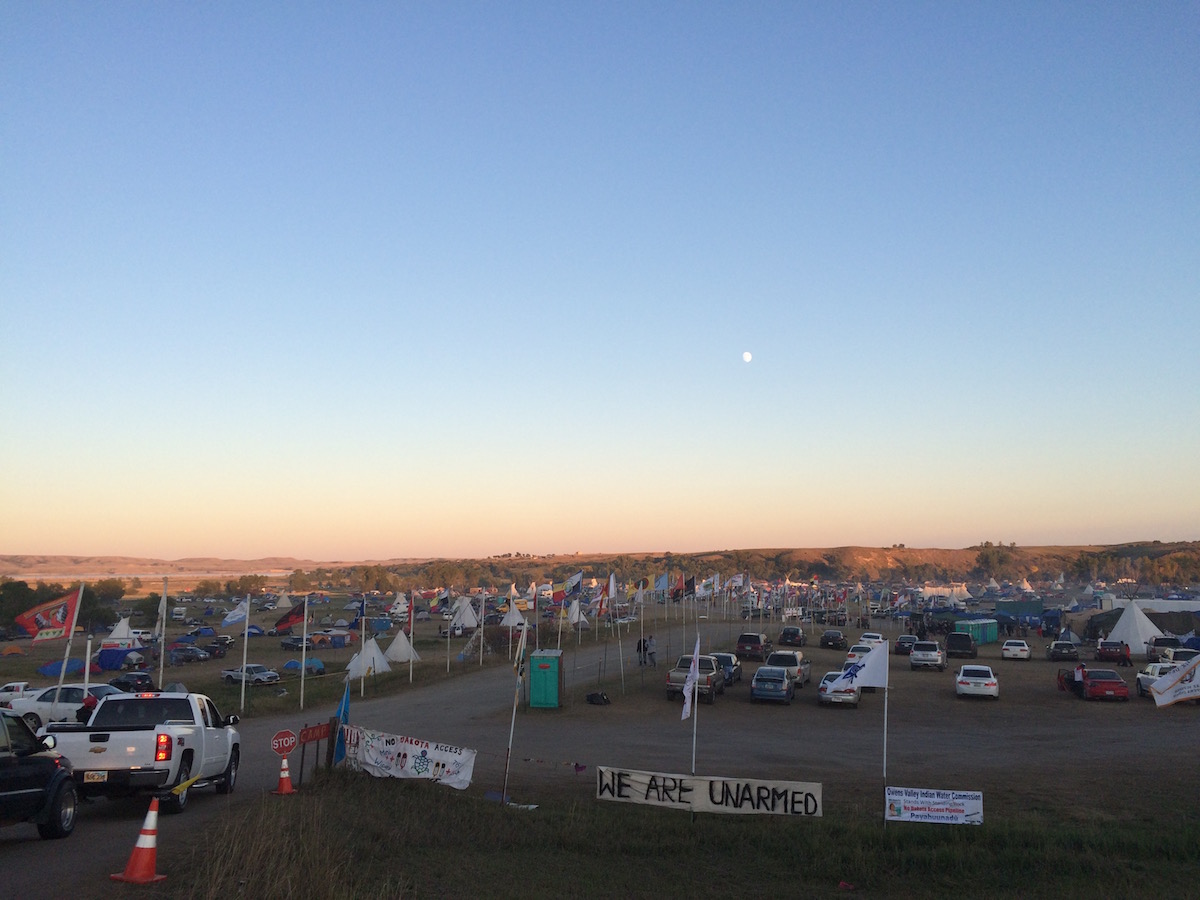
[1151,654,1200,707]
[222,600,249,628]
[825,644,889,693]
[681,635,701,721]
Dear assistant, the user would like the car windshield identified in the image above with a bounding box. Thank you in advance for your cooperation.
[914,643,938,652]
[756,668,786,680]
[1089,671,1121,681]
[962,667,993,678]
[824,631,842,639]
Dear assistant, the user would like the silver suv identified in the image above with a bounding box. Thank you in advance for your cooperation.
[909,641,946,672]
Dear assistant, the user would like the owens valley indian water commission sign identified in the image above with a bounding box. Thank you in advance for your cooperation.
[597,767,822,817]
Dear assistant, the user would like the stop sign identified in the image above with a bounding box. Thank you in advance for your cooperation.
[271,729,298,757]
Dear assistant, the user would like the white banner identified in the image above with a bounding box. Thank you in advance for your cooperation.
[597,767,821,817]
[885,786,983,825]
[342,725,476,790]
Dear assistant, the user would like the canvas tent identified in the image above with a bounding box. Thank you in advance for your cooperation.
[450,598,478,631]
[346,637,391,679]
[384,630,421,664]
[1106,603,1163,655]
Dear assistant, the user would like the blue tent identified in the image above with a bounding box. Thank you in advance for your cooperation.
[97,647,140,671]
[247,625,264,636]
[283,659,302,671]
[193,626,216,637]
[174,634,196,644]
[37,658,85,677]
[306,659,325,674]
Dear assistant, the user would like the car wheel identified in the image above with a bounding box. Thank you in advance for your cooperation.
[216,748,239,794]
[165,757,192,814]
[37,779,77,839]
[23,712,41,730]
[666,691,674,701]
[225,675,235,685]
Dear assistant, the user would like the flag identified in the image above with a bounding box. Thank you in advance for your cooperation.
[222,599,249,628]
[825,645,890,693]
[681,635,701,721]
[333,681,351,764]
[274,602,305,632]
[671,575,685,601]
[15,587,81,642]
[654,573,668,592]
[684,576,696,597]
[730,573,745,589]
[553,571,583,603]
[1151,655,1200,707]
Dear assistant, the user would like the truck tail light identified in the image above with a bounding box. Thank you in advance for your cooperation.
[155,733,173,762]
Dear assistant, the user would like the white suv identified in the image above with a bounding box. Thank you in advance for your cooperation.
[909,641,946,672]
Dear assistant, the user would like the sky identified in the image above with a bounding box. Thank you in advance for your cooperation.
[3,3,1197,561]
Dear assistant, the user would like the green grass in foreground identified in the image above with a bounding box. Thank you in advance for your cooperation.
[153,769,1198,900]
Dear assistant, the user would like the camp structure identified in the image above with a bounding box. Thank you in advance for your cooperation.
[346,637,391,679]
[384,630,421,664]
[1106,603,1163,656]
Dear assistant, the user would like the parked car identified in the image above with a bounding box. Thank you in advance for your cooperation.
[910,641,947,672]
[280,636,313,651]
[817,671,861,707]
[221,664,280,685]
[955,665,1000,699]
[179,646,211,663]
[1046,641,1079,661]
[1145,635,1181,662]
[765,650,811,688]
[735,633,772,661]
[1057,666,1130,701]
[109,672,156,692]
[845,643,874,664]
[819,630,848,651]
[1135,662,1178,697]
[894,635,918,656]
[1094,641,1128,663]
[710,652,743,686]
[0,681,34,705]
[8,684,124,730]
[211,635,236,648]
[945,632,978,659]
[749,666,795,704]
[858,632,888,649]
[1160,647,1200,665]
[1001,640,1032,660]
[777,626,807,647]
[0,709,77,839]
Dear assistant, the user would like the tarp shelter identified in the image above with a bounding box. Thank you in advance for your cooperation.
[1106,604,1163,655]
[346,637,391,679]
[37,658,85,677]
[995,598,1044,621]
[97,647,141,671]
[174,634,196,644]
[2,645,24,656]
[384,631,420,664]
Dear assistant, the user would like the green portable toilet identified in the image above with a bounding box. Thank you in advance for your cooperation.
[530,649,563,708]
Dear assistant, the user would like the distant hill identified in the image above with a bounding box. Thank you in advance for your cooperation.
[3,542,1197,592]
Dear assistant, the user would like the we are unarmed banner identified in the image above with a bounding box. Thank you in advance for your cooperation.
[342,725,476,790]
[597,766,821,817]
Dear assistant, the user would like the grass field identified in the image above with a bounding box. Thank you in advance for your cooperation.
[150,768,1199,900]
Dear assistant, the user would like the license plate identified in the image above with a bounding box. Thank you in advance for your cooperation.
[83,770,108,783]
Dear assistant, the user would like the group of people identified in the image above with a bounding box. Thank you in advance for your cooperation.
[635,635,657,667]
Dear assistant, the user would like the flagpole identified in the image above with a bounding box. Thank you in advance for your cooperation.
[240,596,250,711]
[501,628,528,805]
[301,595,309,710]
[408,590,415,684]
[51,584,86,722]
[157,577,168,690]
[361,602,367,697]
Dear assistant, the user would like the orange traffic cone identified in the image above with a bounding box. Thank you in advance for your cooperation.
[111,796,167,884]
[272,755,296,795]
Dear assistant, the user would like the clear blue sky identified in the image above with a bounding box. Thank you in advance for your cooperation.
[3,3,1197,560]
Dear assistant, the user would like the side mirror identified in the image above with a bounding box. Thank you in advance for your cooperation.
[41,734,58,751]
[224,715,240,727]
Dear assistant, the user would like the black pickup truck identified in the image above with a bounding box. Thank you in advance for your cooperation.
[0,708,77,839]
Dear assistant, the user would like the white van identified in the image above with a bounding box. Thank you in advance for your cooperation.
[171,607,186,621]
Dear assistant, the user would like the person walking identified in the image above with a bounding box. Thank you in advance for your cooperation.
[635,637,646,666]
[647,635,657,667]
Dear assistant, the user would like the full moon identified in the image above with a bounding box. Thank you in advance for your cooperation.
[742,351,752,363]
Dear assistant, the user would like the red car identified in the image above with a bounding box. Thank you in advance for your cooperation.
[1058,667,1130,701]
[1094,641,1129,664]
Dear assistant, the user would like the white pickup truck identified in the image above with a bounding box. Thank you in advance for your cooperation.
[42,691,240,813]
[221,664,280,685]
